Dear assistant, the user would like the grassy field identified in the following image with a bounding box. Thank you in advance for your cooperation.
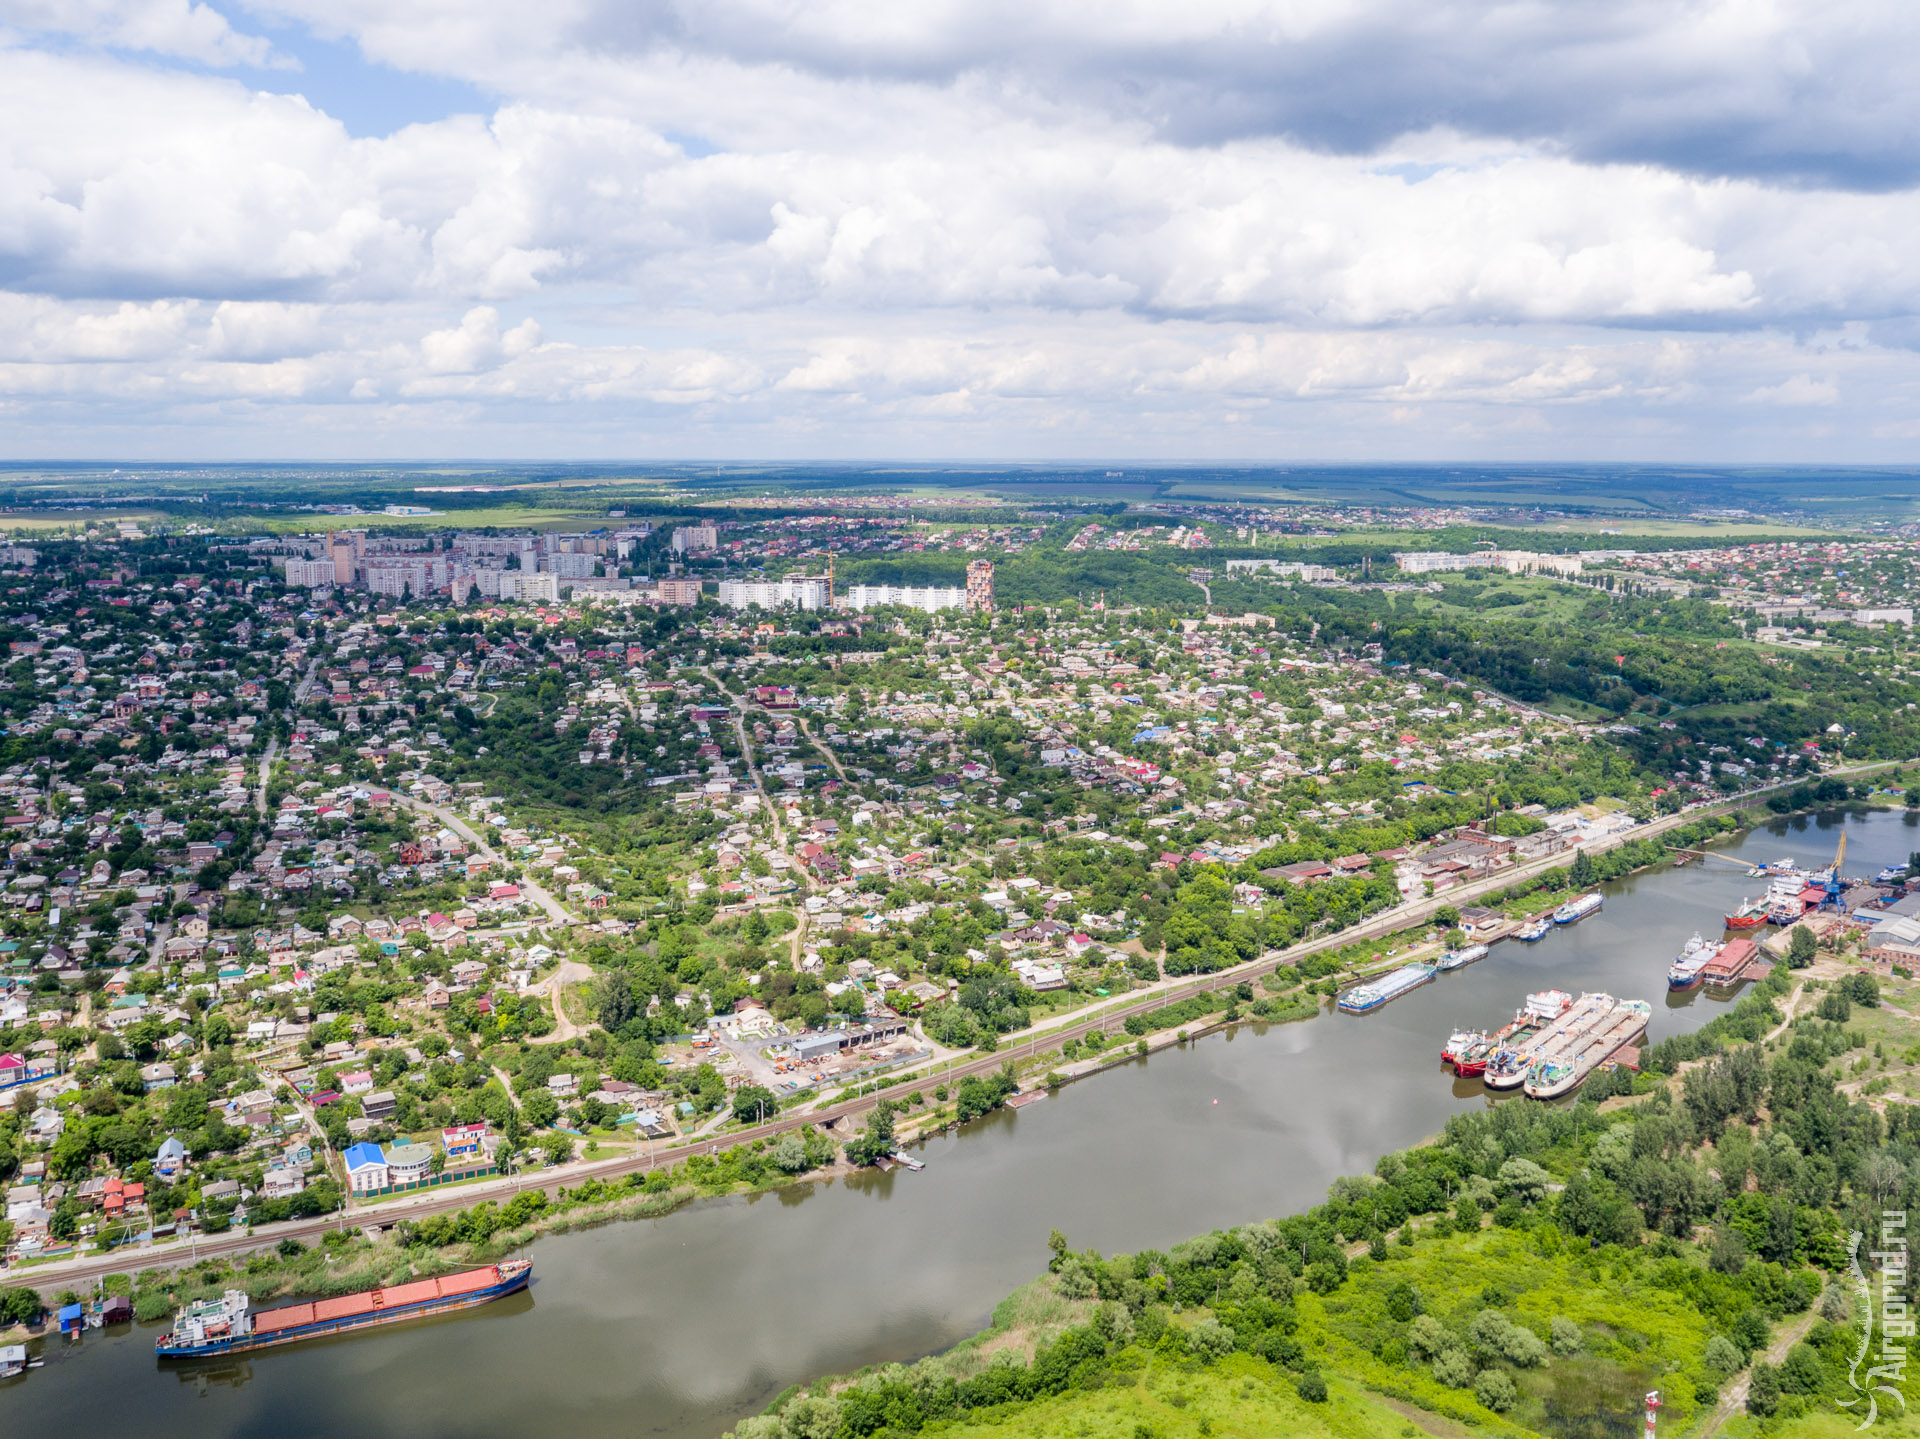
[0,509,166,532]
[925,1352,1457,1439]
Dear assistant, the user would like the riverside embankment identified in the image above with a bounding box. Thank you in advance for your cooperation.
[4,803,1909,1439]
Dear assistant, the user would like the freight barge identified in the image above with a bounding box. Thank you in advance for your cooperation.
[155,1260,531,1359]
[1483,990,1616,1092]
[1523,997,1652,1101]
[1338,963,1437,1014]
[1553,892,1603,925]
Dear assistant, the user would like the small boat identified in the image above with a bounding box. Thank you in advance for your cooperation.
[1667,933,1716,991]
[1515,917,1553,942]
[890,1152,925,1171]
[1438,944,1490,972]
[1553,892,1603,924]
[1877,866,1907,886]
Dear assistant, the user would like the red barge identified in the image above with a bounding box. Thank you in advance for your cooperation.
[156,1260,531,1358]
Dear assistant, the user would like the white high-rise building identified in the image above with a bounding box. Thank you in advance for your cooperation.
[841,584,968,613]
[284,558,337,588]
[716,576,829,611]
[672,524,719,554]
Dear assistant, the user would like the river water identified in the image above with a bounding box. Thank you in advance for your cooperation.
[6,806,1911,1437]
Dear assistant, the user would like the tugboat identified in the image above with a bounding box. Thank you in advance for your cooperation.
[1516,916,1553,942]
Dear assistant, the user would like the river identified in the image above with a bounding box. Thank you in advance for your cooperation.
[5,805,1910,1437]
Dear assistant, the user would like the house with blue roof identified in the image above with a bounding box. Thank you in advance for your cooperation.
[343,1141,388,1195]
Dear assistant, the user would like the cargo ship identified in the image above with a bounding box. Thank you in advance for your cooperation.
[1666,933,1717,991]
[1437,943,1489,972]
[1484,990,1617,1091]
[1723,897,1768,931]
[155,1260,531,1359]
[1767,879,1821,926]
[1338,963,1437,1014]
[1553,892,1603,925]
[1524,997,1652,1100]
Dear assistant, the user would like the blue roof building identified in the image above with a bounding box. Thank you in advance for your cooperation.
[343,1141,388,1194]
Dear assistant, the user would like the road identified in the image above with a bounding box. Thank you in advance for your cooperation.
[12,757,1910,1293]
[792,713,848,782]
[388,793,575,927]
[702,666,784,849]
[535,959,594,1043]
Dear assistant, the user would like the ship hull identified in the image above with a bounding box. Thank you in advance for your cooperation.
[1723,913,1766,930]
[157,1266,529,1359]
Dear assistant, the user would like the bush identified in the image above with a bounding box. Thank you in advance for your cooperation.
[1433,1348,1476,1388]
[134,1291,175,1323]
[1187,1316,1236,1361]
[1550,1315,1582,1356]
[1474,1369,1517,1412]
[1295,1370,1328,1403]
[0,1286,45,1325]
[1704,1334,1743,1376]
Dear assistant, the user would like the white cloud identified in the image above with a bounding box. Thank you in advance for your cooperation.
[1745,373,1839,407]
[1,0,279,66]
[0,6,1916,455]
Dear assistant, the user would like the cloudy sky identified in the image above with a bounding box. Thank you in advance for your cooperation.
[3,0,1919,460]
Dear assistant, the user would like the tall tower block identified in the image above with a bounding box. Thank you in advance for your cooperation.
[966,559,994,613]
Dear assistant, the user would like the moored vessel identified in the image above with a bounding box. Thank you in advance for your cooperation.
[1474,990,1577,1087]
[1437,943,1489,972]
[1515,917,1552,942]
[1723,896,1767,930]
[156,1260,531,1359]
[1524,997,1652,1100]
[1666,933,1716,991]
[1553,892,1603,924]
[1338,963,1437,1014]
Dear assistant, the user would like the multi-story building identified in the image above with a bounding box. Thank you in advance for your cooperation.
[716,576,829,611]
[655,578,704,605]
[966,559,995,612]
[841,584,967,613]
[672,524,719,554]
[283,558,337,588]
[1224,559,1336,581]
[327,530,364,586]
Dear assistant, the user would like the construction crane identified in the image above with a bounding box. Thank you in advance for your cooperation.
[1818,830,1848,908]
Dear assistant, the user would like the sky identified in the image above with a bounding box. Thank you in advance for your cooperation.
[3,1,1920,461]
